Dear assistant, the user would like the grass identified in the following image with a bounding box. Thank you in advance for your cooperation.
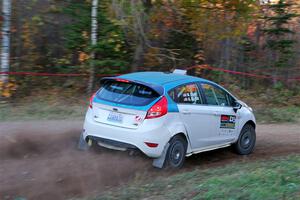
[93,155,300,200]
[1,101,300,123]
[1,91,300,123]
[0,101,86,121]
[255,106,300,123]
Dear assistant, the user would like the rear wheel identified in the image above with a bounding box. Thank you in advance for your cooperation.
[233,124,256,155]
[165,135,187,169]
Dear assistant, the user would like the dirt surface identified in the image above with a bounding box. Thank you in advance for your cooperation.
[0,121,299,200]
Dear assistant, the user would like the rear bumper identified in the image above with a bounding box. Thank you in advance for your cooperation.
[83,109,171,158]
[88,135,137,150]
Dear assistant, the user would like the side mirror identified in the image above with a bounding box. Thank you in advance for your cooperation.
[233,101,242,113]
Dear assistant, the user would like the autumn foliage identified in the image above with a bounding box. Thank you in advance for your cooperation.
[1,0,300,98]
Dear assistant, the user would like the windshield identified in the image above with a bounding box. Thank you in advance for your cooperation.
[96,81,160,106]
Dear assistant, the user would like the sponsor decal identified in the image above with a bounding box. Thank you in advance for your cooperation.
[135,115,143,122]
[220,115,236,129]
[133,115,143,126]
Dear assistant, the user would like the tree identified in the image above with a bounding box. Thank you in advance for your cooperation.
[111,0,153,71]
[1,0,12,83]
[263,0,298,82]
[64,0,129,92]
[177,0,259,71]
[87,0,99,94]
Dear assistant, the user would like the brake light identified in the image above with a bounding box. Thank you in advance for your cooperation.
[116,78,130,83]
[89,93,96,109]
[145,96,168,119]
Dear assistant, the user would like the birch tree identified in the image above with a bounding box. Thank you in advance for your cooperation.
[87,0,99,94]
[1,0,12,83]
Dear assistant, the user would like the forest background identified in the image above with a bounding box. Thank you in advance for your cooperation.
[1,0,300,122]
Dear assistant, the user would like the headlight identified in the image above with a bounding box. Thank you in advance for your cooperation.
[248,106,253,112]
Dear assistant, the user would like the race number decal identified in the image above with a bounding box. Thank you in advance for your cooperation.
[220,115,236,129]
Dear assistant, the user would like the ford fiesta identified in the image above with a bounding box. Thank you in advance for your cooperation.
[79,71,256,169]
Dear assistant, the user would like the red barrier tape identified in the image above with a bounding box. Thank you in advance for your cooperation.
[188,65,300,81]
[251,67,300,73]
[1,65,300,81]
[0,71,119,77]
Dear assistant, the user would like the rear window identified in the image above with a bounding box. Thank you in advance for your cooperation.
[96,81,160,106]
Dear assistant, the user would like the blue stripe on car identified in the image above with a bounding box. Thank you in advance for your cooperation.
[166,95,179,112]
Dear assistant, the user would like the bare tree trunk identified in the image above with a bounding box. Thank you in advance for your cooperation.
[132,41,144,72]
[129,0,152,72]
[87,0,98,94]
[1,0,12,83]
[224,38,230,69]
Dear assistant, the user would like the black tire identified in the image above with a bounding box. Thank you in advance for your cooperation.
[233,124,256,155]
[165,135,187,169]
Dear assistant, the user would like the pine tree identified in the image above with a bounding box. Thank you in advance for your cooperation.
[263,0,298,71]
[64,1,129,80]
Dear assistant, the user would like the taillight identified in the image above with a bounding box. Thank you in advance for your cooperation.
[89,93,96,109]
[116,78,130,83]
[145,96,168,119]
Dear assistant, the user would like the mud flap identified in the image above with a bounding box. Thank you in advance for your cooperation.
[78,132,90,150]
[152,143,170,169]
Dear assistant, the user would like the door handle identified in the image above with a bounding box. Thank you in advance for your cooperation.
[182,110,191,114]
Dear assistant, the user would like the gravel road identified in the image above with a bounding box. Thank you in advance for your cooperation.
[0,121,299,200]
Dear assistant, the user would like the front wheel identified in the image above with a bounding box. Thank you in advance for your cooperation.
[233,124,256,155]
[165,135,187,169]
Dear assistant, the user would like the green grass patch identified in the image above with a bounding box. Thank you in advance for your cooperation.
[1,95,300,123]
[0,101,86,121]
[255,106,300,123]
[95,155,300,200]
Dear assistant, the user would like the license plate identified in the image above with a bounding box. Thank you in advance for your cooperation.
[107,112,123,123]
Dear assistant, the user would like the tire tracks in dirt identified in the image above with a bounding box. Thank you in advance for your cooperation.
[0,121,299,200]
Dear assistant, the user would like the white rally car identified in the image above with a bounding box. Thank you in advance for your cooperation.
[79,71,256,168]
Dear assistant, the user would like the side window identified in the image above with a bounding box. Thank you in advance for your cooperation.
[227,94,236,107]
[168,83,203,104]
[201,83,232,106]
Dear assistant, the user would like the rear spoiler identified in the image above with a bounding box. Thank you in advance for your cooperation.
[100,77,165,96]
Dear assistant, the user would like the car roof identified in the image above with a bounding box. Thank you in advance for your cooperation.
[118,72,211,87]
